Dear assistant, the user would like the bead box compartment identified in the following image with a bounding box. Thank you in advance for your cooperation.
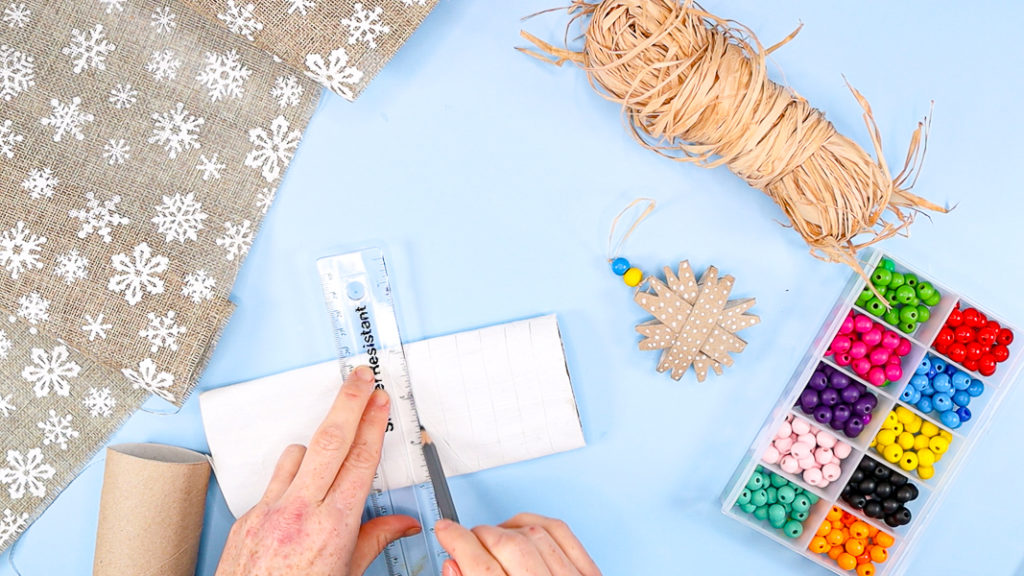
[721,249,1023,576]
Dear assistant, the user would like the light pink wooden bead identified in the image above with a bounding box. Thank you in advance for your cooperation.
[790,442,812,460]
[780,455,800,474]
[777,420,792,438]
[816,430,837,449]
[814,447,834,466]
[762,446,781,464]
[773,437,794,453]
[833,441,852,459]
[803,467,824,485]
[798,456,817,471]
[797,433,816,447]
[791,418,811,435]
[822,463,842,482]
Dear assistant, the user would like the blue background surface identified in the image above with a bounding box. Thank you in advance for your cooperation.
[4,2,1024,575]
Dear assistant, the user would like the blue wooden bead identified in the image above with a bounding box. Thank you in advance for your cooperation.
[940,410,962,429]
[952,390,971,408]
[918,378,935,396]
[916,396,934,414]
[946,363,958,375]
[909,388,922,404]
[900,387,915,402]
[910,374,929,391]
[916,357,931,375]
[932,393,953,412]
[932,373,952,394]
[611,257,630,275]
[932,358,948,373]
[951,371,972,391]
[967,379,985,397]
[956,406,972,423]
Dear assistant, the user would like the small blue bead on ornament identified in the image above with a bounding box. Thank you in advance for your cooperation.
[611,257,630,275]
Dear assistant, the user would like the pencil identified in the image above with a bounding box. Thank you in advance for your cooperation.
[420,426,459,523]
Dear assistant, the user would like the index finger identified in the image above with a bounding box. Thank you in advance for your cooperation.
[287,365,377,502]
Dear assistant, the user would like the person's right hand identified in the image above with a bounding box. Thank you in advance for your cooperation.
[435,513,601,576]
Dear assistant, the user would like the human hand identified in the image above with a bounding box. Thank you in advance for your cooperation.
[215,366,421,576]
[435,513,601,576]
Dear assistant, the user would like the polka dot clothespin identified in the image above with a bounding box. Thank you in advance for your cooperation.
[608,199,761,382]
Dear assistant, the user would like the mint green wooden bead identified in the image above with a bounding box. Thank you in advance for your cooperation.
[746,473,765,490]
[736,489,751,506]
[770,473,788,487]
[806,492,819,505]
[783,519,804,539]
[768,504,788,529]
[889,272,905,289]
[791,494,811,513]
[777,485,796,504]
[753,505,770,521]
[766,486,777,505]
[751,489,768,507]
[791,510,809,522]
[740,502,756,514]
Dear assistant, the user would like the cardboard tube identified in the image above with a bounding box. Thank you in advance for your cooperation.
[93,443,211,576]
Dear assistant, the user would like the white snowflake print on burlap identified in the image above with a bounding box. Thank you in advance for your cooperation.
[271,76,303,108]
[70,191,130,242]
[216,220,253,261]
[0,221,45,280]
[40,97,94,142]
[0,119,23,158]
[0,393,14,416]
[284,0,315,16]
[153,192,207,243]
[22,345,80,397]
[20,167,57,199]
[195,154,224,180]
[145,49,182,82]
[0,509,28,548]
[305,47,363,101]
[149,102,203,159]
[102,138,130,165]
[341,4,390,49]
[218,1,263,41]
[256,187,275,215]
[98,0,125,14]
[196,50,251,102]
[53,249,88,284]
[108,83,137,109]
[0,330,10,359]
[83,387,116,417]
[2,3,29,28]
[0,45,35,101]
[37,410,79,450]
[245,115,301,182]
[62,24,116,74]
[15,293,49,329]
[151,6,175,33]
[82,313,111,341]
[108,242,168,305]
[0,449,55,499]
[139,310,185,353]
[181,270,215,303]
[122,358,174,402]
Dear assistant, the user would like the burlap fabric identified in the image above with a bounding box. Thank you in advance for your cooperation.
[0,0,430,554]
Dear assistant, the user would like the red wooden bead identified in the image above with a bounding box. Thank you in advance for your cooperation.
[985,319,1002,332]
[954,326,976,344]
[992,344,1010,363]
[977,327,998,347]
[946,308,963,327]
[946,342,968,363]
[978,354,997,376]
[934,327,955,349]
[966,341,987,361]
[961,308,979,327]
[963,358,980,372]
[997,328,1015,346]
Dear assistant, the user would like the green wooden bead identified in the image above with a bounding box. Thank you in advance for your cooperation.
[888,272,905,289]
[895,285,916,305]
[899,320,917,334]
[904,273,918,287]
[791,494,811,513]
[751,489,768,507]
[923,291,942,307]
[882,259,896,272]
[916,305,931,324]
[783,519,804,539]
[753,505,769,521]
[770,473,788,488]
[768,504,787,528]
[871,268,892,287]
[883,307,901,326]
[899,306,919,324]
[884,289,899,307]
[740,502,757,514]
[777,485,796,504]
[736,489,751,506]
[856,286,874,306]
[916,281,936,301]
[910,296,921,307]
[866,298,887,317]
[766,486,777,505]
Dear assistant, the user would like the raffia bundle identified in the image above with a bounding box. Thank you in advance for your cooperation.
[521,0,946,278]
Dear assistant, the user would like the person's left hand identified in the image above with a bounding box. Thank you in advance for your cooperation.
[215,366,421,576]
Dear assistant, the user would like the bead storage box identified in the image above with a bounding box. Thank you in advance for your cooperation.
[720,249,1023,576]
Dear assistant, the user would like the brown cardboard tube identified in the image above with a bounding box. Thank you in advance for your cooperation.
[93,443,211,576]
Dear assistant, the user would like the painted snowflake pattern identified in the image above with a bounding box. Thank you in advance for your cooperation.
[181,269,215,303]
[0,393,14,417]
[0,45,35,101]
[0,330,10,359]
[196,49,252,102]
[0,508,27,548]
[108,82,138,108]
[0,449,55,499]
[2,3,30,28]
[40,96,94,142]
[108,242,168,305]
[284,0,315,15]
[70,191,130,242]
[0,221,46,280]
[256,187,275,215]
[83,387,116,417]
[216,220,253,261]
[62,24,116,74]
[82,313,112,341]
[218,1,263,41]
[152,192,207,243]
[0,118,23,158]
[37,410,79,450]
[122,358,174,402]
[54,249,88,284]
[245,115,301,182]
[151,6,176,33]
[22,345,80,397]
[98,0,125,14]
[195,153,225,180]
[139,310,185,353]
[271,75,303,108]
[20,167,58,199]
[305,47,363,101]
[102,138,130,165]
[149,102,204,158]
[401,0,427,5]
[341,4,390,48]
[16,292,49,327]
[145,49,182,82]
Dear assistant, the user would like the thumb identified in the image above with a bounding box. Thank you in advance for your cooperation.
[351,514,421,575]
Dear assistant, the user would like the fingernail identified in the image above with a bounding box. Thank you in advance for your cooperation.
[371,389,389,407]
[354,366,374,382]
[402,525,422,538]
[443,559,462,576]
[435,519,452,532]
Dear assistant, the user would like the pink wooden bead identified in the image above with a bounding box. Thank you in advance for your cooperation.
[822,463,842,482]
[834,352,852,367]
[762,446,781,464]
[803,467,824,485]
[852,357,872,377]
[773,437,794,453]
[834,442,852,459]
[839,314,855,335]
[798,455,818,471]
[790,442,812,460]
[797,433,816,447]
[896,337,913,356]
[887,354,902,365]
[861,327,883,347]
[854,314,874,333]
[816,430,837,449]
[814,447,834,466]
[880,331,901,350]
[869,347,890,366]
[849,340,869,359]
[885,364,903,382]
[867,367,887,387]
[777,421,792,438]
[807,424,820,435]
[780,455,800,474]
[791,418,810,435]
[831,335,852,355]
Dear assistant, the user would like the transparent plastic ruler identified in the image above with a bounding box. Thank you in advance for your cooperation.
[317,248,447,576]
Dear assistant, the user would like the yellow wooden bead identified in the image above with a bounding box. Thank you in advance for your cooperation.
[899,451,919,472]
[939,430,953,442]
[928,436,949,455]
[917,465,935,480]
[875,430,895,447]
[913,434,931,451]
[882,444,903,464]
[897,432,915,451]
[623,267,643,287]
[916,447,936,467]
[904,416,922,435]
[869,436,877,449]
[895,406,914,424]
[891,421,904,436]
[920,420,939,438]
[884,412,899,429]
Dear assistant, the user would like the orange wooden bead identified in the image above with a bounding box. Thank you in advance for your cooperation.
[827,529,847,546]
[827,506,843,522]
[828,546,844,560]
[816,521,832,537]
[857,552,872,565]
[874,532,895,548]
[810,536,830,554]
[850,521,871,540]
[868,525,879,538]
[832,520,845,531]
[837,552,858,571]
[841,512,857,525]
[857,563,876,576]
[869,545,889,563]
[845,538,865,556]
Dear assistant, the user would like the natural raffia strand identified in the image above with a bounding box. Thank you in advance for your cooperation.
[521,0,947,278]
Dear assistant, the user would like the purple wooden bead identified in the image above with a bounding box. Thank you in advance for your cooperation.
[808,371,828,391]
[832,403,852,424]
[859,413,872,425]
[830,372,851,389]
[843,417,865,438]
[840,385,861,404]
[814,405,833,424]
[850,382,868,395]
[799,388,820,411]
[821,363,835,377]
[820,388,840,407]
[853,395,877,415]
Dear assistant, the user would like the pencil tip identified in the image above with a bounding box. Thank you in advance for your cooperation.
[420,426,431,443]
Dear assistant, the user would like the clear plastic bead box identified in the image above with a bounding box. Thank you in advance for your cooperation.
[720,248,1024,576]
